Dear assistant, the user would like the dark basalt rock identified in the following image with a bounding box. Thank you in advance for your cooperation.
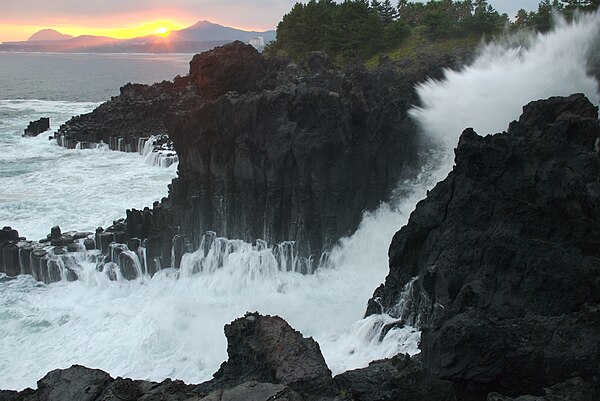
[367,94,600,400]
[189,40,265,99]
[23,117,50,137]
[142,44,446,269]
[487,377,596,401]
[2,244,20,277]
[0,227,19,242]
[50,226,61,240]
[0,226,21,277]
[335,353,456,401]
[36,365,112,401]
[55,81,199,152]
[199,312,338,400]
[190,381,304,401]
[53,40,472,272]
[0,390,19,401]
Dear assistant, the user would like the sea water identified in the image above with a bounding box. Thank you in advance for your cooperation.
[0,53,190,240]
[1,13,599,391]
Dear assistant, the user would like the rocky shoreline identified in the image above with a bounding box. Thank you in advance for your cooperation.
[0,313,453,401]
[2,93,599,400]
[3,41,472,284]
[2,38,599,400]
[50,41,472,273]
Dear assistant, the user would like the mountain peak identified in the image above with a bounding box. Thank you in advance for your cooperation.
[190,20,219,28]
[176,20,275,43]
[28,29,73,42]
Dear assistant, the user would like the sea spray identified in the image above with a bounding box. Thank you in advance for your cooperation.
[411,11,600,152]
[1,13,599,391]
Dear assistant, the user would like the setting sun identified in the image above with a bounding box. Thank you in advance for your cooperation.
[156,27,169,36]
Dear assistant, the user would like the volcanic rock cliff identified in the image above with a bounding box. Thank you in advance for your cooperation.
[152,47,425,269]
[55,41,472,271]
[368,93,600,400]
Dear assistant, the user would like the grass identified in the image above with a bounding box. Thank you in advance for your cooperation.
[364,26,482,70]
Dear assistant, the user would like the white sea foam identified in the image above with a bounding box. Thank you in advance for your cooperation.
[411,12,600,152]
[0,99,99,114]
[0,100,177,240]
[1,13,599,391]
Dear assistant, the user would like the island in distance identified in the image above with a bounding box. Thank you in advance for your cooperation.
[0,20,276,53]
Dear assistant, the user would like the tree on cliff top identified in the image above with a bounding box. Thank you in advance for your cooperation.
[269,0,408,61]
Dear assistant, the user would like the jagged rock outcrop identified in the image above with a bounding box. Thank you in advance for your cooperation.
[335,354,455,401]
[160,65,422,266]
[23,117,50,137]
[0,365,199,401]
[0,226,22,277]
[189,40,265,99]
[55,81,199,151]
[367,94,600,400]
[0,225,103,283]
[127,42,458,270]
[197,313,338,400]
[52,40,472,272]
[198,313,339,400]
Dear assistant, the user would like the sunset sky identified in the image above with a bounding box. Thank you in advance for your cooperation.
[0,0,541,42]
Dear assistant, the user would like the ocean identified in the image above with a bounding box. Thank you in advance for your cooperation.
[0,53,190,240]
[1,13,599,391]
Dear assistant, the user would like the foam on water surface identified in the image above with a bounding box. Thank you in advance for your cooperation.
[0,99,177,240]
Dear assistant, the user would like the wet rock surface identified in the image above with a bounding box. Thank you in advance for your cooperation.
[189,40,265,100]
[197,313,338,400]
[6,45,599,401]
[335,354,456,401]
[23,118,50,137]
[367,94,600,400]
[134,40,466,269]
[0,227,22,277]
[55,81,199,152]
[54,40,470,271]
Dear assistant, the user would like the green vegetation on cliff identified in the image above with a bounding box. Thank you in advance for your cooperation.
[265,0,506,63]
[265,0,600,65]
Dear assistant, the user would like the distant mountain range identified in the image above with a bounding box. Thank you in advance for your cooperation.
[0,21,276,53]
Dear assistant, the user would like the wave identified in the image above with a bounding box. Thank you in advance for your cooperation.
[0,99,100,114]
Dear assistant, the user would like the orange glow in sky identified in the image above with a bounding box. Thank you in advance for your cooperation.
[68,20,183,39]
[0,2,289,43]
[0,19,187,42]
